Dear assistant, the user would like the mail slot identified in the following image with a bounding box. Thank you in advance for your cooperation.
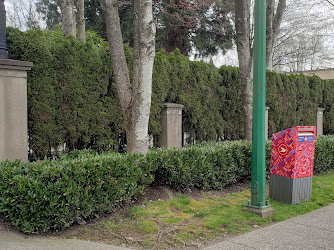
[269,126,316,204]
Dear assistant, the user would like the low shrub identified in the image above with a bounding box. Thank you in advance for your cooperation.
[150,135,334,190]
[0,150,154,234]
[150,141,253,190]
[0,136,333,234]
[314,135,334,173]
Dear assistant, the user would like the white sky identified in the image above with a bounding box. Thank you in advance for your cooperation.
[193,0,334,70]
[4,0,334,70]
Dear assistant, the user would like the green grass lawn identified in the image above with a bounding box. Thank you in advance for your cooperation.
[64,170,334,249]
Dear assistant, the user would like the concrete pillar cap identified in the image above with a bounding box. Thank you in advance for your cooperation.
[163,103,184,109]
[0,59,33,71]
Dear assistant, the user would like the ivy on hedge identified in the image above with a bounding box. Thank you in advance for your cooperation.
[7,28,334,156]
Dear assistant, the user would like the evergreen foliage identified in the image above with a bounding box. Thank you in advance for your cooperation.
[6,28,334,157]
[151,141,253,190]
[323,80,334,135]
[35,0,61,30]
[7,28,123,157]
[34,0,234,57]
[0,150,154,233]
[164,50,224,143]
[314,135,334,173]
[219,69,332,139]
[218,66,243,139]
[1,135,333,234]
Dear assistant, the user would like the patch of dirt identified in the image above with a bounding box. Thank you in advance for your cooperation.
[135,180,251,204]
[139,185,178,202]
[183,181,251,200]
[0,218,11,231]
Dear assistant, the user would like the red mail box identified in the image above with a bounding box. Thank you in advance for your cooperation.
[270,126,316,178]
[269,126,316,204]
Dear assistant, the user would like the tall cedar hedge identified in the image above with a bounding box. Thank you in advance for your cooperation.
[6,28,334,156]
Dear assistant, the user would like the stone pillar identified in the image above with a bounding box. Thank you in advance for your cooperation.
[316,108,325,136]
[0,59,33,162]
[159,103,184,148]
[265,106,270,141]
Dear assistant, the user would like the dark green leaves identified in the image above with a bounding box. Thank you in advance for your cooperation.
[0,150,153,234]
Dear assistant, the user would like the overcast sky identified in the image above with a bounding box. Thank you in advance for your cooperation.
[4,0,334,70]
[196,0,334,70]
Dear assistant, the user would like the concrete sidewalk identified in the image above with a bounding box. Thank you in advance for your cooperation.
[204,203,334,250]
[1,203,334,250]
[0,225,130,250]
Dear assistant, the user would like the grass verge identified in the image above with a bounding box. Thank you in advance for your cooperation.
[63,170,334,249]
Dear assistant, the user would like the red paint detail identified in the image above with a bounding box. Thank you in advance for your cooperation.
[270,126,316,178]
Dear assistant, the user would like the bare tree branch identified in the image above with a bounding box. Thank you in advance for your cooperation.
[324,0,334,7]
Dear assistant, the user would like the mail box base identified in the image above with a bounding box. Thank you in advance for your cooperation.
[269,174,312,204]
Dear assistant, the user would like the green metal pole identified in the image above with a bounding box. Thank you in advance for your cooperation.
[251,0,267,208]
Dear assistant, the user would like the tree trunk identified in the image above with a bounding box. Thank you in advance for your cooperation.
[58,0,76,37]
[235,0,253,141]
[77,0,86,41]
[128,0,156,153]
[266,0,286,70]
[100,0,155,154]
[266,0,275,71]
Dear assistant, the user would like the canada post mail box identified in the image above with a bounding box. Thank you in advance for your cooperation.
[269,126,316,204]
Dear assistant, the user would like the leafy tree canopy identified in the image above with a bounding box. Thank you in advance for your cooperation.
[35,0,234,57]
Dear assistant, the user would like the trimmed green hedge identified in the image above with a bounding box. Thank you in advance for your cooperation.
[7,28,334,157]
[0,136,333,233]
[150,141,252,190]
[150,135,334,190]
[7,28,123,156]
[149,141,272,190]
[0,150,155,234]
[314,135,334,173]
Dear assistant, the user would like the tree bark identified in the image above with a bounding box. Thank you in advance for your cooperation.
[235,0,253,141]
[57,0,76,37]
[266,0,286,70]
[128,0,156,153]
[100,0,156,154]
[266,0,275,70]
[77,0,86,41]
